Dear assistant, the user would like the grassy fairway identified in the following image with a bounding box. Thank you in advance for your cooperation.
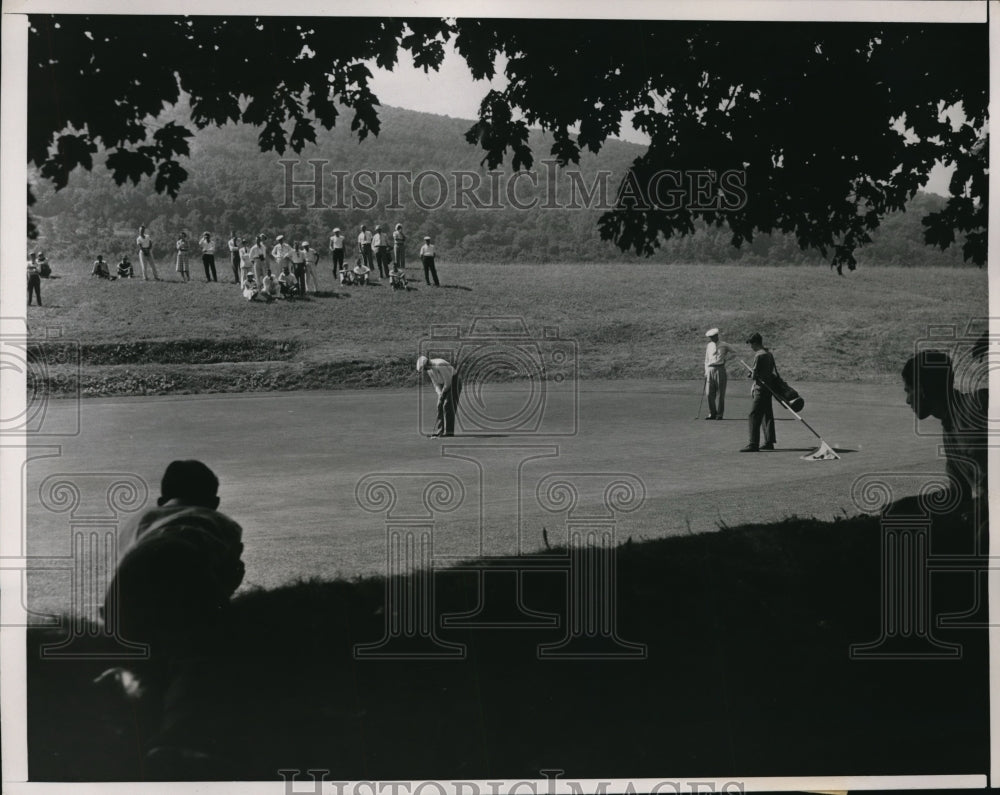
[31,262,986,394]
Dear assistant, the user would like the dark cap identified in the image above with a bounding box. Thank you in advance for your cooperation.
[159,460,219,506]
[745,332,763,345]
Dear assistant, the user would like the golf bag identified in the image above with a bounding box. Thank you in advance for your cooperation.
[768,367,804,412]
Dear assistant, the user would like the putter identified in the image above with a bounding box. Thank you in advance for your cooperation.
[695,374,707,419]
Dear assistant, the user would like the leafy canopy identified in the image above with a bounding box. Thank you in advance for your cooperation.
[28,16,987,267]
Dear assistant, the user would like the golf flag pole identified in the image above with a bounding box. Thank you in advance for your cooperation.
[738,359,840,460]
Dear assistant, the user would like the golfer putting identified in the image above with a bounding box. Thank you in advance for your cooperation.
[417,355,462,437]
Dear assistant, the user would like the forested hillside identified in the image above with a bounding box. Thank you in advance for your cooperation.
[31,104,972,268]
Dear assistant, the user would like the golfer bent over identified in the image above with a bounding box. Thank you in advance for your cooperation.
[741,332,776,452]
[418,355,461,437]
[704,327,736,420]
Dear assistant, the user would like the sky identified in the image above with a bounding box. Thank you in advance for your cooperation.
[367,43,956,196]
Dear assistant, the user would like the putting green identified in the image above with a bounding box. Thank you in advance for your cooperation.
[24,378,947,617]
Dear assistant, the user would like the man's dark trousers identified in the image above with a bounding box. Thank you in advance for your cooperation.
[435,375,461,436]
[748,387,775,448]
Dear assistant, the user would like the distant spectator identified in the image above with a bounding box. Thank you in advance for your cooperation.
[175,232,191,282]
[238,238,252,285]
[117,254,134,279]
[290,241,307,296]
[199,232,218,282]
[27,254,42,306]
[249,234,268,287]
[393,224,407,269]
[389,262,408,291]
[329,227,345,277]
[278,264,298,298]
[36,251,52,279]
[372,225,391,279]
[271,235,293,275]
[136,225,160,281]
[92,255,115,280]
[241,273,259,302]
[358,225,373,271]
[227,231,241,284]
[351,257,370,285]
[419,236,440,287]
[261,270,278,302]
[339,268,355,286]
[302,242,319,294]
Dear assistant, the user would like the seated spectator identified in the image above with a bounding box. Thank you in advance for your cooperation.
[92,255,115,280]
[261,270,278,302]
[278,264,299,298]
[117,255,134,279]
[36,251,52,278]
[339,268,355,286]
[389,263,408,291]
[241,273,259,301]
[351,258,370,285]
[97,460,246,776]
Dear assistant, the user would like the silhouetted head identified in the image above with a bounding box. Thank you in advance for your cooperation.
[902,350,954,421]
[157,460,220,509]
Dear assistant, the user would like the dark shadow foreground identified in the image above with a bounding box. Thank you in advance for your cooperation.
[28,513,987,781]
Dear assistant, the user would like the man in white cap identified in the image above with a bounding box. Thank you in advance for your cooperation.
[704,327,736,420]
[328,227,345,277]
[417,355,461,437]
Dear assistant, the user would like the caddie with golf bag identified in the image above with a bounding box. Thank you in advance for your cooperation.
[738,333,839,460]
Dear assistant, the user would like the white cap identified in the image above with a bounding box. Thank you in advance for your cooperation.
[705,328,719,337]
[416,355,428,372]
[276,234,284,241]
[302,242,310,248]
[333,228,340,233]
[424,236,431,240]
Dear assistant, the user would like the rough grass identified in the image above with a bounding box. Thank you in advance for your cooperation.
[27,513,987,781]
[29,262,987,396]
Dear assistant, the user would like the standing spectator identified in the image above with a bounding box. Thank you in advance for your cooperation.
[27,253,42,306]
[358,225,373,271]
[393,224,407,269]
[290,241,308,297]
[199,232,218,282]
[136,225,160,281]
[372,225,390,279]
[741,332,777,452]
[329,227,345,278]
[302,242,319,294]
[271,235,293,275]
[417,355,461,437]
[117,254,134,279]
[36,251,52,278]
[92,255,114,280]
[703,328,737,420]
[227,231,241,284]
[249,234,268,287]
[238,238,253,285]
[175,232,191,282]
[419,236,440,287]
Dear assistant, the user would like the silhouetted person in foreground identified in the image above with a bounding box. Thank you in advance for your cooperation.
[902,349,988,547]
[98,460,245,778]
